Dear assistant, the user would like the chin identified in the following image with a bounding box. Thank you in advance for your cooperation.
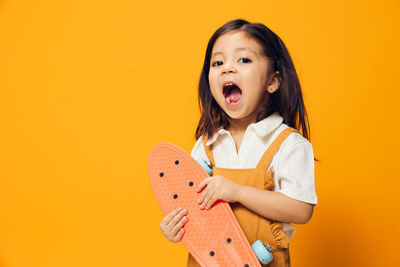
[225,111,246,120]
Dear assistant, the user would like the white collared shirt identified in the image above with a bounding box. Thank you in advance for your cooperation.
[190,112,317,240]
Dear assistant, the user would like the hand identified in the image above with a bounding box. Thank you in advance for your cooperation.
[196,175,240,210]
[160,207,188,243]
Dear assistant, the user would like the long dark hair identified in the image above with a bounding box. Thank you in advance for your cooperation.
[195,19,311,142]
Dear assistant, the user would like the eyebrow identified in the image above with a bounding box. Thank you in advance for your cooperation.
[212,47,258,58]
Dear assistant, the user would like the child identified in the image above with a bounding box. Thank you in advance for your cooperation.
[159,19,317,267]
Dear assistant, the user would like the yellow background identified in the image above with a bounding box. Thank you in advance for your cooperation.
[0,0,399,266]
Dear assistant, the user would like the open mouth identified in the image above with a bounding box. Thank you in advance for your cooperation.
[223,82,242,104]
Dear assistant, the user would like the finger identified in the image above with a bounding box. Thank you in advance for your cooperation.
[196,177,213,192]
[167,208,187,228]
[173,228,185,242]
[197,184,211,205]
[171,215,188,236]
[161,207,182,226]
[202,193,216,209]
[204,192,217,210]
[197,190,205,205]
[199,188,214,209]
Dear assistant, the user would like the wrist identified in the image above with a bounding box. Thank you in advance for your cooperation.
[234,184,246,203]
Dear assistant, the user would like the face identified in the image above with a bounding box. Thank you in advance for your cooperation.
[208,30,273,124]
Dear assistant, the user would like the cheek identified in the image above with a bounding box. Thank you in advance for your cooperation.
[209,85,219,101]
[248,71,268,91]
[208,73,219,94]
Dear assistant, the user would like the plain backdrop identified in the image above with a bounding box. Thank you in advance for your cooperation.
[0,0,399,266]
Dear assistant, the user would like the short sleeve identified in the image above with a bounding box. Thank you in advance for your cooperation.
[190,136,209,162]
[275,139,317,205]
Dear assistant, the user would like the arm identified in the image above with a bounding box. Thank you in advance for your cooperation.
[196,176,314,225]
[236,184,314,224]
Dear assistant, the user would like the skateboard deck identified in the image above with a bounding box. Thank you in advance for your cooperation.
[148,142,261,267]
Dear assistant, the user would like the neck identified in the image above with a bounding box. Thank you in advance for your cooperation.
[228,113,257,134]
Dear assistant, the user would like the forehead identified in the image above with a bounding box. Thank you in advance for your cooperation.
[212,31,263,57]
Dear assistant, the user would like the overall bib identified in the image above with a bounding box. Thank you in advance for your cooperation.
[186,127,296,267]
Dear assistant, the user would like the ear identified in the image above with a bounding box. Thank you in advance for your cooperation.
[267,71,281,93]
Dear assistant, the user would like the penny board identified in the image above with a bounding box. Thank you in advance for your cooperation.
[148,142,261,267]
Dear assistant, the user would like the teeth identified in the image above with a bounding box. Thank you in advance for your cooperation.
[224,82,235,104]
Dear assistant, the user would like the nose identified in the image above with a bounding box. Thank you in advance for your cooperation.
[221,60,237,74]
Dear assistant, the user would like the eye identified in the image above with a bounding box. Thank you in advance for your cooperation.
[239,58,251,63]
[211,61,223,67]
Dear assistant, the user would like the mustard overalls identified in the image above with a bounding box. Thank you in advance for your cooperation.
[187,127,296,267]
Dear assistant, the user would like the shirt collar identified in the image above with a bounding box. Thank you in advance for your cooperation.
[205,112,284,146]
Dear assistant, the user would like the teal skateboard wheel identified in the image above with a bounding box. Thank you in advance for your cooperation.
[252,240,273,264]
[196,158,213,175]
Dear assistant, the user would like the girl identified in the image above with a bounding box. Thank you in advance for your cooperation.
[160,19,317,267]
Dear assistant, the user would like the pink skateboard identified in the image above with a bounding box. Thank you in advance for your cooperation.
[148,142,272,266]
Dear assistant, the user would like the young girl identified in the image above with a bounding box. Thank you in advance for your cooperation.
[159,19,317,267]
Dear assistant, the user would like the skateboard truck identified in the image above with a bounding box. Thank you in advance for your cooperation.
[252,240,273,265]
[196,158,213,175]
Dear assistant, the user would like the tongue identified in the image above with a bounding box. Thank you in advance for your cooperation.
[228,87,241,103]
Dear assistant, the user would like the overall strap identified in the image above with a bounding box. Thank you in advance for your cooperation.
[202,137,215,167]
[256,127,298,170]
